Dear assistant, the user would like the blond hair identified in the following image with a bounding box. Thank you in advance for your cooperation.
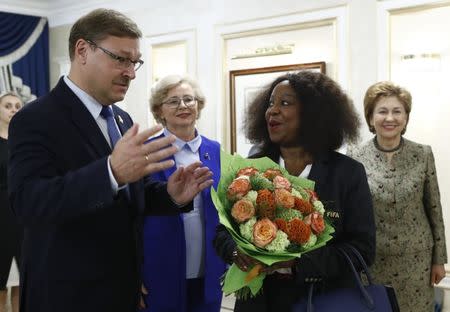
[0,91,22,104]
[363,81,411,134]
[149,75,206,124]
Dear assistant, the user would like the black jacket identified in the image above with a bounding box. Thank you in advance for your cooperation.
[7,78,182,312]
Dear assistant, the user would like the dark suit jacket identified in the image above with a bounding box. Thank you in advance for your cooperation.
[213,150,375,311]
[7,78,181,312]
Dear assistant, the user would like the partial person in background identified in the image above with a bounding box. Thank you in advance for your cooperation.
[140,75,226,312]
[7,9,213,312]
[348,81,447,311]
[0,92,23,312]
[214,71,375,311]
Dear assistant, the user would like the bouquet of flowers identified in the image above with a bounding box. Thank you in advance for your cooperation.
[211,151,335,298]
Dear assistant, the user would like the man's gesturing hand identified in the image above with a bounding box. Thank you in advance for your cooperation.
[167,162,214,205]
[110,124,178,185]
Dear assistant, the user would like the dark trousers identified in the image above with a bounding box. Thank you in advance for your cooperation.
[0,193,22,289]
[143,278,221,312]
[20,273,139,312]
[234,275,303,312]
[186,278,221,312]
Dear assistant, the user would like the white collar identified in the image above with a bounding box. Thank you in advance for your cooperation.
[63,75,105,120]
[279,156,312,178]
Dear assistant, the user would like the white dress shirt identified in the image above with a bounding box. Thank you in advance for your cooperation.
[164,128,205,279]
[63,75,123,194]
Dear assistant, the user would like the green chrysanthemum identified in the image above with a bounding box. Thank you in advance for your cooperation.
[292,185,309,199]
[250,173,274,191]
[275,207,303,221]
[291,188,303,199]
[313,200,325,214]
[266,230,290,252]
[239,217,257,242]
[301,233,317,249]
[244,190,258,206]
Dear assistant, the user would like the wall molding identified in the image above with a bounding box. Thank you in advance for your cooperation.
[143,29,197,126]
[0,0,167,27]
[214,5,348,151]
[377,0,450,80]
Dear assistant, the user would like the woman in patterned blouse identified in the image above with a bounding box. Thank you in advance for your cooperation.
[348,81,447,311]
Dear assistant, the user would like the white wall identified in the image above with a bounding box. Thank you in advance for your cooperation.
[123,0,378,141]
[7,0,375,142]
[2,0,449,269]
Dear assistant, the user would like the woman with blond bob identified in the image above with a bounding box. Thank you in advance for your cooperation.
[0,92,23,312]
[141,75,226,312]
[348,81,447,311]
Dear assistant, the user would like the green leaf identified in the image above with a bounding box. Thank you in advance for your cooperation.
[222,263,266,297]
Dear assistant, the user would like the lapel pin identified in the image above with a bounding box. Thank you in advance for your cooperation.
[118,115,124,124]
[204,153,210,160]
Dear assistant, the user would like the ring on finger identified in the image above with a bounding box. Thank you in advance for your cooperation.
[145,154,149,161]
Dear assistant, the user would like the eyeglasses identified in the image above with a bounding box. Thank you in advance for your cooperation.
[86,39,144,71]
[162,96,197,109]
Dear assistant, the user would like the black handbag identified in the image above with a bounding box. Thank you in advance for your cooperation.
[292,245,399,312]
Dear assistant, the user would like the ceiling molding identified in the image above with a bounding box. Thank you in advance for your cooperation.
[0,0,150,27]
[0,0,49,17]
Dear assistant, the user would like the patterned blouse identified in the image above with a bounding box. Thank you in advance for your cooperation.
[348,138,447,264]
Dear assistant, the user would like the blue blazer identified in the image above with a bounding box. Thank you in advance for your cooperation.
[7,78,181,312]
[141,133,226,311]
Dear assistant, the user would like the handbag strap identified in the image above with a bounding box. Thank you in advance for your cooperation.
[307,283,314,312]
[306,245,375,311]
[337,245,375,309]
[342,243,374,285]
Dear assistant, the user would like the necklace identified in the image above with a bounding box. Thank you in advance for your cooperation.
[373,137,403,153]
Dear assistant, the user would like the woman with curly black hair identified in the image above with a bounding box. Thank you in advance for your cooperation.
[213,71,376,311]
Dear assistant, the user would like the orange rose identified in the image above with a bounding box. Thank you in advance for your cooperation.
[273,175,291,191]
[274,189,295,209]
[227,176,251,201]
[263,168,283,181]
[253,218,278,248]
[236,166,259,178]
[304,212,325,235]
[231,199,255,223]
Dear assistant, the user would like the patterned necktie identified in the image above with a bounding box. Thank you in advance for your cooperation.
[100,106,121,148]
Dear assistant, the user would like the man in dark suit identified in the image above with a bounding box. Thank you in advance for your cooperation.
[7,9,213,312]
